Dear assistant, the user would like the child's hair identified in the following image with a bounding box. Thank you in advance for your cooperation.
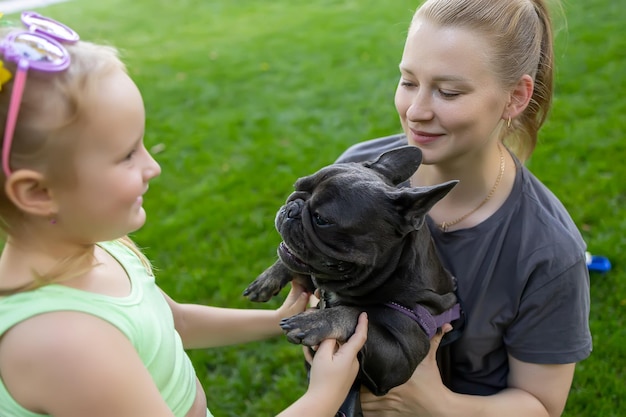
[412,0,556,162]
[0,27,152,295]
[0,26,126,223]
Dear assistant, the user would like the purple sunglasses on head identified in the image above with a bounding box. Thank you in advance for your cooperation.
[0,11,79,177]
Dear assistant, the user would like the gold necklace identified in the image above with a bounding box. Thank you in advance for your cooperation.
[438,144,505,232]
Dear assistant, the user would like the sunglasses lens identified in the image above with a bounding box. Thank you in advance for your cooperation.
[21,12,80,43]
[13,33,66,66]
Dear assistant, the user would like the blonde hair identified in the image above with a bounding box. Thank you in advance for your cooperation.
[412,0,556,162]
[0,28,152,294]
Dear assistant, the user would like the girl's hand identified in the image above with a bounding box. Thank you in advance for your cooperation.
[276,281,310,320]
[276,313,368,417]
[307,312,368,397]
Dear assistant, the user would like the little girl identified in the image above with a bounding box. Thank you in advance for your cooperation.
[0,12,367,417]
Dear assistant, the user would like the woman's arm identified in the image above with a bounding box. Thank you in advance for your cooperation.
[162,282,310,349]
[360,327,576,417]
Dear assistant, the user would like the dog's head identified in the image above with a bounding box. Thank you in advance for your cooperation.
[274,146,457,292]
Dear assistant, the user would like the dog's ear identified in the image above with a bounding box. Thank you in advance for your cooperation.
[389,180,459,231]
[364,146,422,185]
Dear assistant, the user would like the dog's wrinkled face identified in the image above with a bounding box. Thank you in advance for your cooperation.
[274,146,456,293]
[276,165,400,280]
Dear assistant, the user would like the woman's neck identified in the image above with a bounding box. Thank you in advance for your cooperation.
[412,143,516,231]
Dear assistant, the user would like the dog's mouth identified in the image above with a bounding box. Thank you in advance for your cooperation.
[278,242,357,280]
[278,242,311,272]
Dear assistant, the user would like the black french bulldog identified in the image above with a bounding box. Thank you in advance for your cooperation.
[244,146,461,414]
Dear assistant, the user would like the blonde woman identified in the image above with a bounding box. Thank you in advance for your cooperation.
[338,0,591,415]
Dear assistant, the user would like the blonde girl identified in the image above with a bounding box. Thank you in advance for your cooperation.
[0,12,367,417]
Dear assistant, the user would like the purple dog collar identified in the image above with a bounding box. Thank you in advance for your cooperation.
[385,301,461,339]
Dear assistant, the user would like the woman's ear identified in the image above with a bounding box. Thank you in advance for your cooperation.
[4,170,57,217]
[504,74,534,119]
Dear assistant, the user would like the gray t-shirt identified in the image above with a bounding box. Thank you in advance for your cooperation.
[337,134,592,395]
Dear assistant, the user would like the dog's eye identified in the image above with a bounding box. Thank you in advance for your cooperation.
[313,212,331,226]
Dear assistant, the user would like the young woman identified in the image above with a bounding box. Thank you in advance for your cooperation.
[337,0,592,415]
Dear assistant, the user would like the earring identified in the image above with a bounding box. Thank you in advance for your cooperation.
[507,116,512,129]
[49,217,57,225]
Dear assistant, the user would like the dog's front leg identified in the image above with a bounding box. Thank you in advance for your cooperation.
[280,305,361,346]
[244,260,315,302]
[243,260,295,302]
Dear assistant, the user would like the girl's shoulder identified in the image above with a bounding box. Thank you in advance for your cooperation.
[0,240,148,351]
[0,310,172,417]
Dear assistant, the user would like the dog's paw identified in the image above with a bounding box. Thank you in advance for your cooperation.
[244,260,295,302]
[243,277,282,302]
[281,306,361,346]
[280,310,334,346]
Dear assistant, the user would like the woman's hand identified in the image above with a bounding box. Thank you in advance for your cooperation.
[360,324,453,417]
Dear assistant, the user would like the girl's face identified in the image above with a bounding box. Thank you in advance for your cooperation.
[395,19,510,164]
[53,68,161,243]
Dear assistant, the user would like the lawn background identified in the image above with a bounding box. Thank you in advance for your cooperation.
[5,0,625,415]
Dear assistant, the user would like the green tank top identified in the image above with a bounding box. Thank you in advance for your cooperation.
[0,240,209,417]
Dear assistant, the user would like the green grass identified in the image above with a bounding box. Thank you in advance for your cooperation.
[8,0,625,415]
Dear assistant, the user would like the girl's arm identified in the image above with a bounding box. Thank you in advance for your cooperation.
[0,311,177,417]
[277,312,368,417]
[161,282,310,349]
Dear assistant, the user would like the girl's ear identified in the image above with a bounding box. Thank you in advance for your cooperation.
[4,170,57,217]
[504,74,534,119]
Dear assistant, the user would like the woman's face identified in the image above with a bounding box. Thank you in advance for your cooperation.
[395,18,510,164]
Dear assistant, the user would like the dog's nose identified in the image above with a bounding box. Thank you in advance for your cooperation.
[286,200,303,219]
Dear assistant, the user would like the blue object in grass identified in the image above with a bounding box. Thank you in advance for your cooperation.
[585,252,611,273]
